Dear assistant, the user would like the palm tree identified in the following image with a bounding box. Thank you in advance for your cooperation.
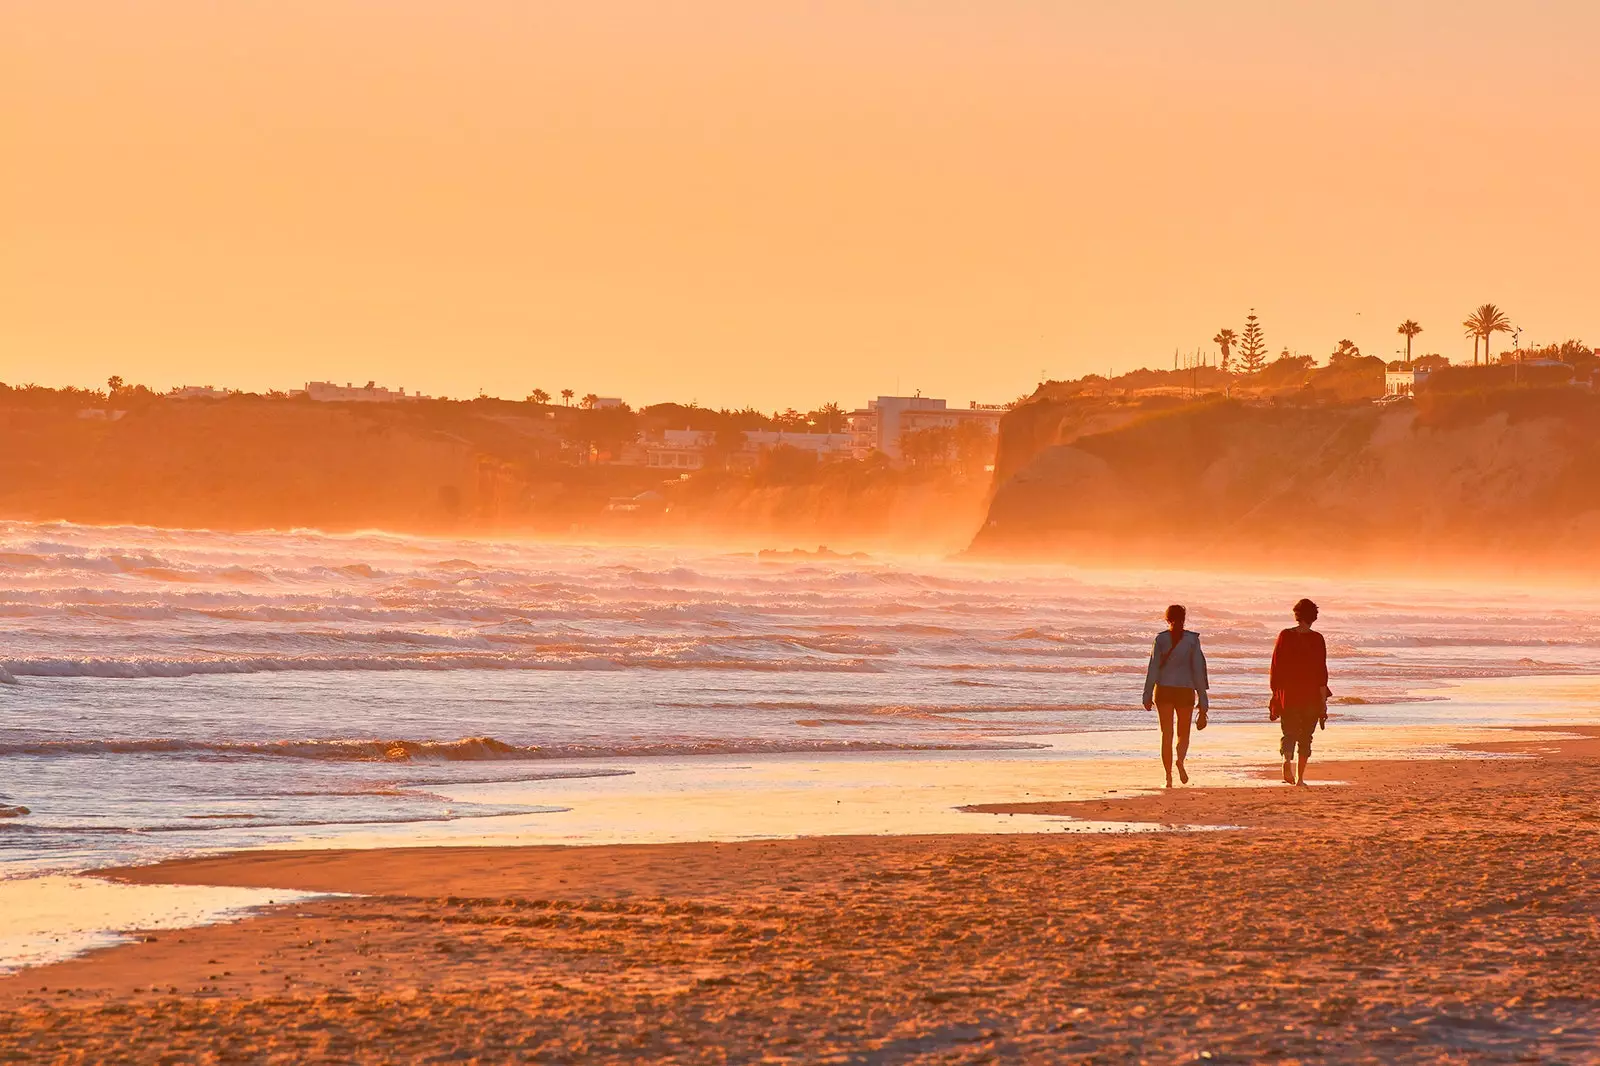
[1464,304,1513,366]
[560,389,574,406]
[528,388,551,405]
[1462,319,1481,365]
[1396,320,1422,365]
[1213,329,1237,371]
[580,393,599,410]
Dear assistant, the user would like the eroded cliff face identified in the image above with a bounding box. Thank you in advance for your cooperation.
[970,390,1600,572]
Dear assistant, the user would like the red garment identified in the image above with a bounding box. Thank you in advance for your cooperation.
[1269,627,1329,714]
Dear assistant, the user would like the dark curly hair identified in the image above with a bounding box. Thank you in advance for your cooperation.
[1293,598,1319,622]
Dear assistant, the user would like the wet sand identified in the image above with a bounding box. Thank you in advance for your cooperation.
[2,729,1598,1063]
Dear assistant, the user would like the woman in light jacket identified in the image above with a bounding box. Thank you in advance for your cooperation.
[1142,604,1210,788]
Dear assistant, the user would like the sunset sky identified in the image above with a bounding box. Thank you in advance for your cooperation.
[5,1,1598,410]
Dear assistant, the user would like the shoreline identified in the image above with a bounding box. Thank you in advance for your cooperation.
[2,726,1597,1061]
[82,722,1600,897]
[0,715,1586,964]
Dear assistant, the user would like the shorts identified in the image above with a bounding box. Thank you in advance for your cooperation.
[1279,704,1321,759]
[1155,685,1197,737]
[1154,685,1197,713]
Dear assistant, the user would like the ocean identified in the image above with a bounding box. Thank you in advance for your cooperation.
[3,520,1599,877]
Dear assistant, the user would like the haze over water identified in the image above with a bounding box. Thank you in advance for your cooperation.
[3,521,1600,875]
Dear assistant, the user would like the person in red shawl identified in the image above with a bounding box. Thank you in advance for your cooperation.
[1269,598,1330,786]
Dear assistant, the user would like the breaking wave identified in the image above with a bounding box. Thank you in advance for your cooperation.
[7,518,1600,883]
[0,652,888,679]
[0,734,1045,762]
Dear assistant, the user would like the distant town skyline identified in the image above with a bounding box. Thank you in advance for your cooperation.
[5,2,1599,410]
[23,325,1598,413]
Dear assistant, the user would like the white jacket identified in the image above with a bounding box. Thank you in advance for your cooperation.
[1142,630,1210,710]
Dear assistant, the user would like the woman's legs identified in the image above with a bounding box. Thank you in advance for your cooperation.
[1174,706,1194,783]
[1157,703,1176,786]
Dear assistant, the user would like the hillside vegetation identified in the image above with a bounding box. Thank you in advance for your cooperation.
[0,392,985,551]
[970,386,1600,573]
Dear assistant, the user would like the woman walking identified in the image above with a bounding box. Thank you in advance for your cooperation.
[1142,604,1209,788]
[1269,598,1330,786]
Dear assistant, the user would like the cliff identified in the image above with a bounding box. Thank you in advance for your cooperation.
[0,397,582,533]
[0,394,985,551]
[970,387,1600,572]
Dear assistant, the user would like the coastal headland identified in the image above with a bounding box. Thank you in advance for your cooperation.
[2,728,1596,1063]
[7,367,1598,568]
[973,383,1600,571]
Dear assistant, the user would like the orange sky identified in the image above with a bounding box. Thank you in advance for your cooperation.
[4,2,1598,410]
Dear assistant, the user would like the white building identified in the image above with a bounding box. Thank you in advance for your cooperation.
[645,430,713,470]
[1384,368,1432,398]
[304,381,419,402]
[168,385,229,399]
[848,396,1006,460]
[642,428,855,470]
[741,431,854,458]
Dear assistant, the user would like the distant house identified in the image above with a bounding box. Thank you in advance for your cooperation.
[1384,368,1432,398]
[592,397,625,410]
[645,430,712,470]
[641,427,855,470]
[168,385,229,399]
[741,430,854,459]
[847,396,1005,460]
[304,381,420,402]
[76,408,127,421]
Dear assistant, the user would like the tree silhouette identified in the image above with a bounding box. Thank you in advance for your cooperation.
[1464,304,1513,366]
[560,389,574,406]
[1397,320,1423,365]
[952,420,997,478]
[808,402,846,433]
[1462,318,1481,365]
[528,388,551,405]
[1237,313,1268,373]
[580,393,599,410]
[1213,330,1237,371]
[106,375,124,397]
[1330,339,1361,364]
[899,426,956,469]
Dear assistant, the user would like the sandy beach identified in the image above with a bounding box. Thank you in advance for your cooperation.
[1,728,1595,1064]
[11,0,1600,1059]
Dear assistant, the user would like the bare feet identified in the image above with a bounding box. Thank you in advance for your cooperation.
[1177,761,1189,785]
[1165,773,1173,789]
[1282,761,1295,784]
